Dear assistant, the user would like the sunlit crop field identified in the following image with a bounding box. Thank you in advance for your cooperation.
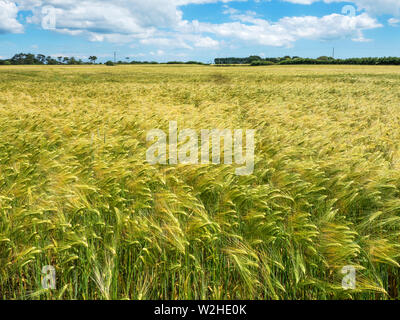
[1,64,400,300]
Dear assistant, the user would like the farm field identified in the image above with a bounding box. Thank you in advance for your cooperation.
[1,64,400,300]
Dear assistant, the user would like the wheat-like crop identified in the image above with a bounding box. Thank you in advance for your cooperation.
[0,64,400,300]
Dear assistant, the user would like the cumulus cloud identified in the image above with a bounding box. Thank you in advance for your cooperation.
[388,18,400,27]
[182,11,381,47]
[22,0,182,36]
[283,0,400,16]
[0,0,24,34]
[15,0,234,46]
[0,0,388,49]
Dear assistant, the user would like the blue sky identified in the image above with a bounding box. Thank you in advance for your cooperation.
[0,0,399,62]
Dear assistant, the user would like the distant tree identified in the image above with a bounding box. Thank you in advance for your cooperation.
[317,56,332,61]
[251,60,275,66]
[46,56,58,65]
[105,61,114,66]
[185,61,204,65]
[215,56,262,65]
[36,54,46,64]
[89,56,98,64]
[247,56,262,63]
[68,57,77,65]
[10,53,24,64]
[10,53,40,65]
[167,61,184,64]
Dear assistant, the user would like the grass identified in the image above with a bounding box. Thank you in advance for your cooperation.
[0,64,400,300]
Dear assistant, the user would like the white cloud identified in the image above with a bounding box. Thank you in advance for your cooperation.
[193,36,219,48]
[283,0,400,16]
[388,18,400,27]
[14,0,233,46]
[0,0,387,49]
[18,0,241,35]
[150,49,165,56]
[0,0,24,34]
[222,5,239,15]
[183,12,381,47]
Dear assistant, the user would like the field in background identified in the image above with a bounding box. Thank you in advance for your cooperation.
[1,65,400,299]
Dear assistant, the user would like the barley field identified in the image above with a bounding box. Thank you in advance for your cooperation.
[1,64,400,300]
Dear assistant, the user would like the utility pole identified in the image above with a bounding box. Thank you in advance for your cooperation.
[332,47,335,59]
[114,52,116,64]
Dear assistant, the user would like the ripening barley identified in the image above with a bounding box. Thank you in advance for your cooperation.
[0,64,400,300]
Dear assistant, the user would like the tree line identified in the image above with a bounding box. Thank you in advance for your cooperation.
[0,53,99,65]
[215,55,400,66]
[0,53,206,66]
[3,53,400,66]
[276,57,400,65]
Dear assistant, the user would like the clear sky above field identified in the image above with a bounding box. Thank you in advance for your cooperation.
[0,0,399,62]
